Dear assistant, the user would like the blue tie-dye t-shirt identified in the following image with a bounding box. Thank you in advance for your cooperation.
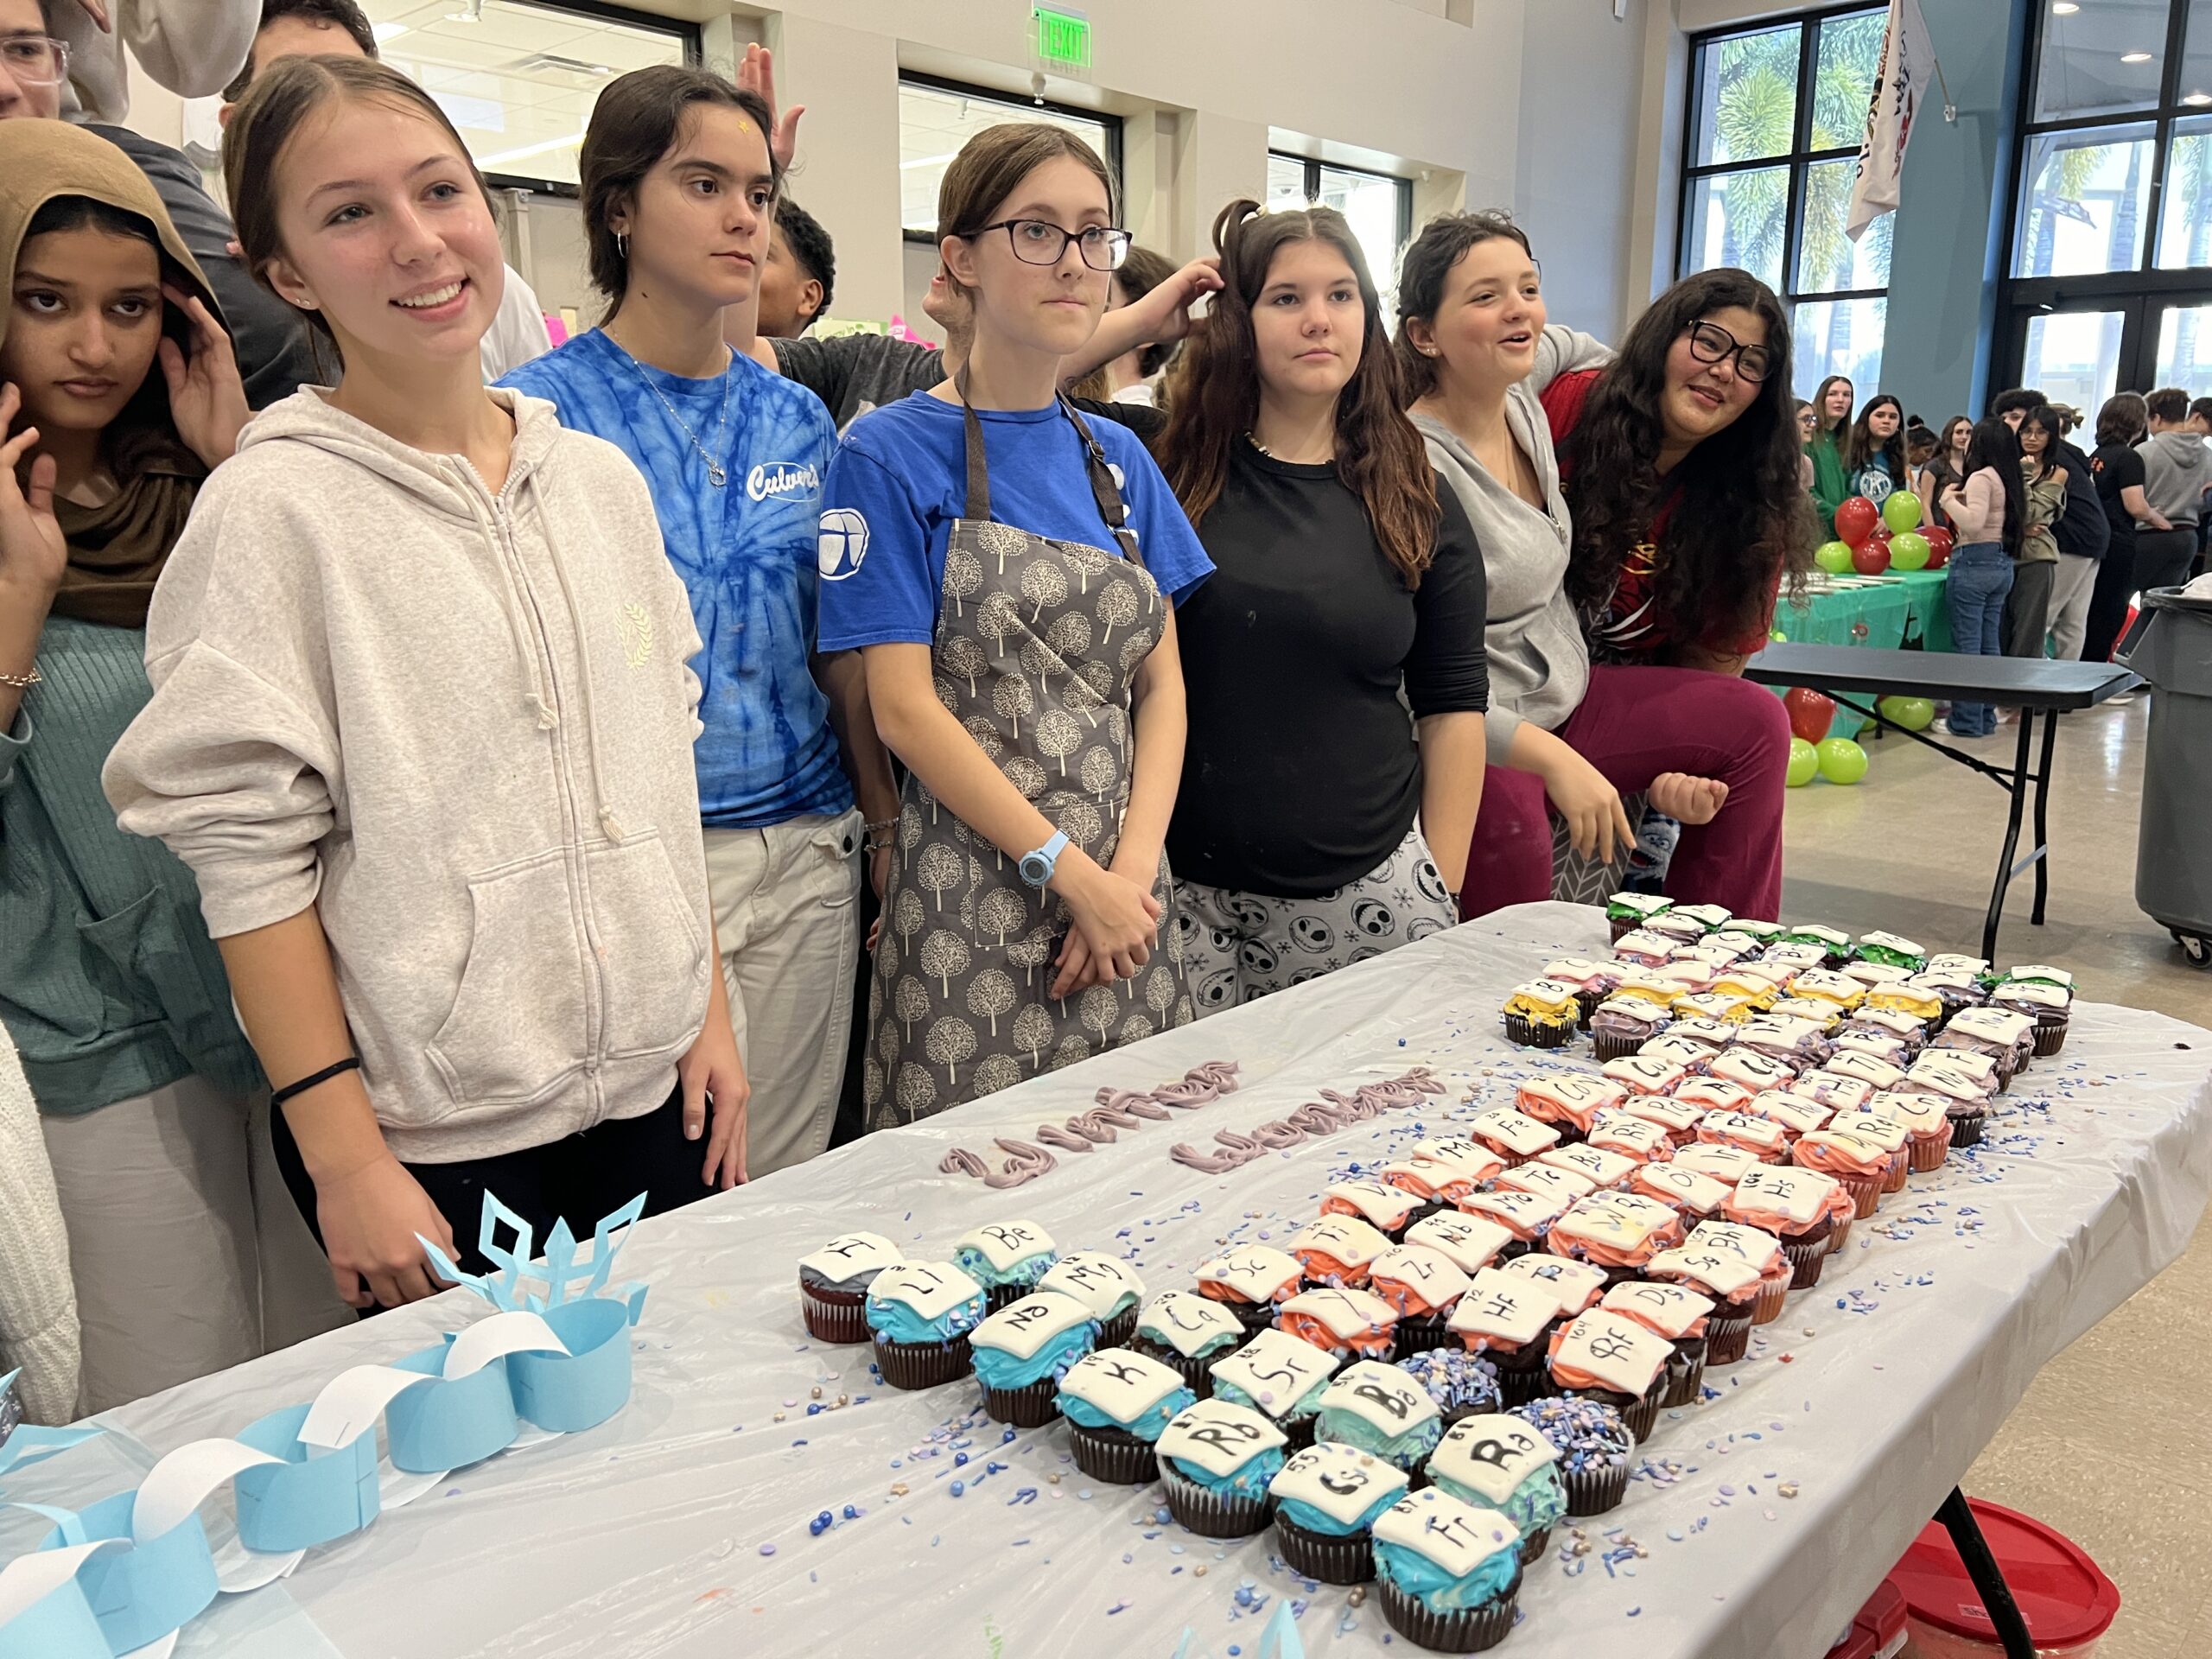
[500,330,850,828]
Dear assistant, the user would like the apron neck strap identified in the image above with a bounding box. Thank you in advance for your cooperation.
[951,369,1142,563]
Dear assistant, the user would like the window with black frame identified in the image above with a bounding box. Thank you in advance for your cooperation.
[1678,5,1890,399]
[2002,0,2212,408]
[1264,153,1413,309]
[899,75,1122,241]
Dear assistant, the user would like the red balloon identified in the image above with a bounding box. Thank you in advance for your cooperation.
[1870,524,1894,544]
[1852,541,1892,575]
[1923,525,1954,570]
[1784,686,1836,746]
[1834,496,1881,544]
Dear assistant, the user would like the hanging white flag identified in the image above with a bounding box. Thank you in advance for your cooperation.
[1847,0,1937,241]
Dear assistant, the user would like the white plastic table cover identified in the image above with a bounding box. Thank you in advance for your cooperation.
[10,901,2210,1659]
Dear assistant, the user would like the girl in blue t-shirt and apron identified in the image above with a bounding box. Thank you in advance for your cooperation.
[817,124,1212,1125]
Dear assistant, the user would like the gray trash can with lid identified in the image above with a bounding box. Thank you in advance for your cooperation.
[2121,587,2212,968]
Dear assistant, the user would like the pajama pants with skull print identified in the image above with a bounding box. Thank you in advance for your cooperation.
[1172,825,1459,1014]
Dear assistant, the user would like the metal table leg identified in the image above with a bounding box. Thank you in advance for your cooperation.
[1982,717,2037,963]
[2031,709,2059,926]
[1936,1488,2037,1659]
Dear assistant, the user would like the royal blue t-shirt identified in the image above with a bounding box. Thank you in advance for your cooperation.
[499,330,851,829]
[816,391,1211,652]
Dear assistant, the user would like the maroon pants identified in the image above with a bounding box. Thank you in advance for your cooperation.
[1461,664,1790,922]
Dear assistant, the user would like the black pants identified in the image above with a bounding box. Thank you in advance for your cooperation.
[2118,527,2202,656]
[271,1084,714,1280]
[2082,536,2137,664]
[2002,558,2056,658]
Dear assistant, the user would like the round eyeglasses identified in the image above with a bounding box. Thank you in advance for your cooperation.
[0,35,69,88]
[1683,318,1773,384]
[966,219,1132,272]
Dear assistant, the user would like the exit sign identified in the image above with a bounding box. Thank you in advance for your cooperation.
[1033,6,1091,73]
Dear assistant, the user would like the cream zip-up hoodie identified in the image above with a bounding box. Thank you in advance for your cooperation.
[105,388,712,1163]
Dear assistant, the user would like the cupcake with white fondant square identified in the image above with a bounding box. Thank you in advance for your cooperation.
[1370,1488,1524,1653]
[1645,1239,1763,1364]
[798,1231,904,1344]
[1154,1396,1288,1537]
[969,1291,1100,1427]
[1426,1412,1566,1564]
[1195,1245,1304,1336]
[1267,1440,1410,1584]
[1128,1291,1245,1394]
[1312,1359,1445,1474]
[1990,975,2071,1056]
[1057,1348,1195,1484]
[1445,1267,1561,1408]
[1369,1245,1474,1354]
[1452,1187,1566,1260]
[1209,1327,1341,1448]
[865,1260,988,1390]
[1036,1252,1145,1348]
[1277,1286,1401,1363]
[1724,1165,1852,1287]
[951,1220,1058,1313]
[1543,1309,1672,1442]
[1602,1278,1715,1408]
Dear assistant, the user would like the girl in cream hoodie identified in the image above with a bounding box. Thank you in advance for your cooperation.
[104,55,748,1313]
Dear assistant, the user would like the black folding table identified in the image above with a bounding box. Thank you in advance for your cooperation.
[1744,645,2139,963]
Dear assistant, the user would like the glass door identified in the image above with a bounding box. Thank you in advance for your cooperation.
[2152,297,2212,395]
[2019,307,2129,410]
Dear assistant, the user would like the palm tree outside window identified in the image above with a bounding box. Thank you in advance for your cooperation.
[1678,6,1891,399]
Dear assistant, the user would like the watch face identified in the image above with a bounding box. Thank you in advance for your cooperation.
[1020,853,1050,887]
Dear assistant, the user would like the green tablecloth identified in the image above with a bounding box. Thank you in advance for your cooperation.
[1771,569,1952,736]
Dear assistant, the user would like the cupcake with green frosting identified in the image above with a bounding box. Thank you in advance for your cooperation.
[1208,1328,1340,1449]
[1427,1411,1567,1564]
[1313,1360,1445,1473]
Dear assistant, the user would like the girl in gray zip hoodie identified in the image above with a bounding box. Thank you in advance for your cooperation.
[102,56,747,1313]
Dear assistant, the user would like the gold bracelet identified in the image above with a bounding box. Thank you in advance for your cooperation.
[0,664,41,690]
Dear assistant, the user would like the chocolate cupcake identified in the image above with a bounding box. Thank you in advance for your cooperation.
[1830,1108,1916,1190]
[1464,1105,1562,1167]
[1602,1279,1714,1408]
[1406,1210,1516,1278]
[1605,892,1675,942]
[1398,1348,1505,1428]
[1322,1178,1427,1243]
[1543,957,1624,1027]
[1371,1490,1524,1653]
[1446,1267,1562,1407]
[969,1292,1098,1426]
[1781,924,1853,968]
[1724,1166,1848,1289]
[1370,1245,1473,1354]
[1590,994,1672,1063]
[1313,1360,1446,1475]
[1853,930,1928,973]
[1194,1245,1302,1336]
[1058,1348,1195,1484]
[1268,1442,1409,1584]
[1906,1052,1998,1147]
[864,1260,987,1390]
[1907,968,1988,1032]
[1037,1251,1145,1349]
[1452,1188,1566,1262]
[798,1230,903,1344]
[1427,1412,1566,1565]
[1992,977,2072,1057]
[1545,1308,1673,1442]
[1154,1397,1287,1537]
[1935,1007,2037,1089]
[1682,1219,1793,1326]
[1278,1286,1402,1365]
[1128,1291,1246,1393]
[951,1219,1057,1313]
[1646,1243,1762,1366]
[1209,1327,1341,1448]
[1501,980,1582,1049]
[1792,1129,1892,1218]
[1510,1396,1635,1516]
[1516,1075,1626,1147]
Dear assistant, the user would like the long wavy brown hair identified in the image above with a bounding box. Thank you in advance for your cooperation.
[1158,198,1440,587]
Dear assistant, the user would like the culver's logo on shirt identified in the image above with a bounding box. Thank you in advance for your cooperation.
[747,459,823,503]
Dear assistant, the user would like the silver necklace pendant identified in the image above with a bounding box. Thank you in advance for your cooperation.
[706,460,728,487]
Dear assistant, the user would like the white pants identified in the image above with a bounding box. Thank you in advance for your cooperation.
[39,1076,349,1415]
[2048,553,2100,660]
[702,808,865,1179]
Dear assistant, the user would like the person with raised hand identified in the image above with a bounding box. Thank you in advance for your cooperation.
[0,117,339,1410]
[1155,198,1485,1009]
[104,56,747,1313]
[817,122,1211,1123]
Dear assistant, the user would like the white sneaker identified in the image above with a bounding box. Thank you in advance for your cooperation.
[1932,718,1985,738]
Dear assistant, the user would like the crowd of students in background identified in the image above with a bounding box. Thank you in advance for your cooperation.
[0,0,2192,1426]
[1799,366,2211,734]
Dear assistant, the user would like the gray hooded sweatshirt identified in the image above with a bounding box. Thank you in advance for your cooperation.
[105,388,713,1163]
[2139,429,2210,526]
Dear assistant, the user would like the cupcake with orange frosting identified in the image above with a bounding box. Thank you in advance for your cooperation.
[1370,1245,1475,1354]
[1584,1110,1675,1165]
[1724,1166,1853,1288]
[1197,1245,1306,1335]
[1288,1215,1394,1287]
[1629,1160,1732,1223]
[1602,1278,1716,1408]
[1544,1193,1684,1283]
[1536,1143,1638,1192]
[1619,1091,1708,1147]
[1679,1219,1794,1326]
[1399,1137,1508,1202]
[1455,1188,1569,1260]
[1323,1177,1427,1241]
[1740,1089,1832,1145]
[1465,1105,1562,1166]
[1866,1090,1955,1172]
[1645,1240,1761,1363]
[1446,1265,1566,1406]
[1496,1160,1599,1206]
[1827,1109,1912,1192]
[1791,1127,1895,1218]
[1695,1109,1791,1163]
[1278,1286,1400,1363]
[1407,1210,1516,1277]
[1670,1142,1765,1190]
[1498,1251,1611,1320]
[1516,1075,1626,1145]
[1544,1308,1674,1442]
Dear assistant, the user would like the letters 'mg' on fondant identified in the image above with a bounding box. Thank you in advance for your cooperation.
[0,1193,649,1659]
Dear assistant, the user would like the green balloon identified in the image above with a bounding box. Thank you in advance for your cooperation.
[1787,737,1820,787]
[1879,696,1936,731]
[1883,491,1924,534]
[1816,736,1869,785]
[1815,539,1855,574]
[1889,531,1931,570]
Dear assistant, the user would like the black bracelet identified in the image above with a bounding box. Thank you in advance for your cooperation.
[270,1055,362,1109]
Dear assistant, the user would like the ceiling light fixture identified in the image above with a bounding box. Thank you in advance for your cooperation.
[2120,50,2152,62]
[2184,91,2212,105]
[2052,2,2077,12]
[479,129,586,167]
[372,22,408,43]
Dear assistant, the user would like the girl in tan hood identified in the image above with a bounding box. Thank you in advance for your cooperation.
[104,56,748,1314]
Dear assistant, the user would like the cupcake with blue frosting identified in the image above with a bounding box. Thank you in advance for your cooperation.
[1370,1487,1524,1653]
[1427,1412,1567,1565]
[952,1220,1058,1312]
[1058,1348,1194,1484]
[1209,1327,1340,1449]
[1268,1440,1409,1585]
[1313,1360,1445,1473]
[1130,1291,1247,1394]
[1395,1347,1503,1428]
[1036,1252,1145,1349]
[969,1291,1100,1427]
[1154,1397,1288,1537]
[865,1261,988,1390]
[1511,1395,1635,1516]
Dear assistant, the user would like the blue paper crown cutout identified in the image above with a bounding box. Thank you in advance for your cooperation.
[417,1191,650,1322]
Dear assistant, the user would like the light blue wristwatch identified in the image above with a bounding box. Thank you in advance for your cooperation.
[1019,830,1070,889]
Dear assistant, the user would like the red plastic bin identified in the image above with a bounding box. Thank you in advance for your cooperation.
[1887,1497,2120,1658]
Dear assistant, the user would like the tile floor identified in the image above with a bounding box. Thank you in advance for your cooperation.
[1781,696,2212,1656]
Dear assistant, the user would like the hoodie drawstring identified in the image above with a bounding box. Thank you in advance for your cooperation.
[522,471,627,843]
[454,465,561,733]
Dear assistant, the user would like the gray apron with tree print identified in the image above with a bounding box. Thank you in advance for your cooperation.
[862,393,1194,1128]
